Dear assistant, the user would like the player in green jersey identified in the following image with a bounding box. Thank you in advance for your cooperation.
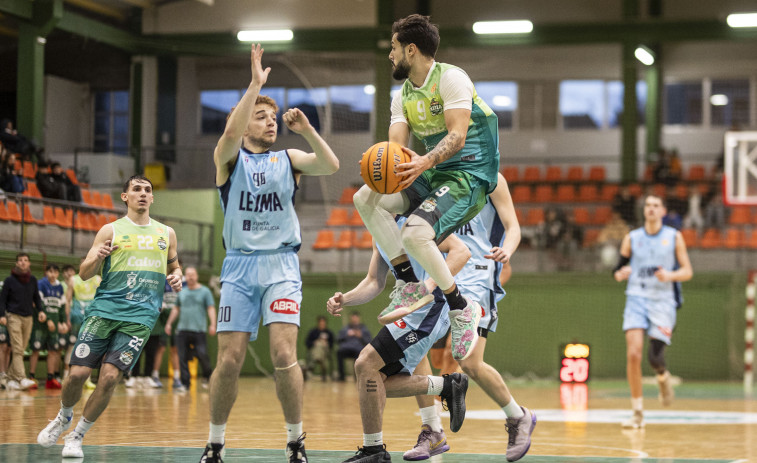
[37,175,183,459]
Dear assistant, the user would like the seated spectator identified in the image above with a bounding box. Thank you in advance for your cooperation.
[612,185,637,227]
[36,162,81,202]
[304,316,334,381]
[541,208,566,250]
[0,119,42,162]
[683,185,704,232]
[0,151,24,193]
[336,312,371,382]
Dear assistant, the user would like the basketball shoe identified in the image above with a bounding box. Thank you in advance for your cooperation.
[378,281,434,325]
[61,431,84,458]
[37,412,72,447]
[449,298,482,361]
[657,371,674,406]
[200,442,225,462]
[439,373,468,432]
[402,425,449,461]
[621,410,644,429]
[505,407,537,462]
[286,433,307,463]
[342,444,391,462]
[46,378,62,389]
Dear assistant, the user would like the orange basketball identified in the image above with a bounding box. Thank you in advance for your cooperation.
[359,141,411,194]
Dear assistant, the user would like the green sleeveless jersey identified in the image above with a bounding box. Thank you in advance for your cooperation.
[88,217,170,328]
[399,62,500,191]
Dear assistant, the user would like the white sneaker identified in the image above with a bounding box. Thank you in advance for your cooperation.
[5,379,21,391]
[38,413,72,447]
[62,431,84,457]
[20,378,37,390]
[621,410,644,429]
[124,377,137,388]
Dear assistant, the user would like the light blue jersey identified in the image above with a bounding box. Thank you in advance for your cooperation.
[625,226,682,306]
[453,200,505,332]
[218,148,301,252]
[376,217,450,374]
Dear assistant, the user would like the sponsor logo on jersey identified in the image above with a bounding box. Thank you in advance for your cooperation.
[119,350,134,365]
[420,198,437,213]
[405,331,418,344]
[127,272,138,288]
[475,264,488,271]
[238,191,283,213]
[270,156,278,163]
[127,256,163,268]
[394,319,406,329]
[157,237,167,251]
[75,343,90,358]
[429,98,442,116]
[430,83,437,94]
[270,299,300,314]
[156,228,165,234]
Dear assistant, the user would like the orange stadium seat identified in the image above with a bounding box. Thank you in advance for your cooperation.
[554,184,576,202]
[23,203,42,224]
[699,228,722,249]
[101,194,115,209]
[348,209,364,227]
[566,166,584,182]
[326,208,350,227]
[522,166,541,183]
[24,182,41,198]
[592,206,612,225]
[572,207,591,226]
[687,165,706,181]
[723,228,744,249]
[91,191,105,208]
[588,166,606,182]
[0,202,10,221]
[338,186,359,205]
[22,161,36,179]
[54,207,73,228]
[524,208,545,225]
[582,228,600,247]
[533,185,553,202]
[42,206,56,226]
[729,206,751,225]
[312,229,335,250]
[544,166,562,183]
[511,185,531,203]
[335,230,356,250]
[81,189,92,205]
[355,231,373,249]
[746,230,757,249]
[600,184,620,201]
[681,228,698,248]
[501,166,519,183]
[577,184,599,202]
[6,201,22,222]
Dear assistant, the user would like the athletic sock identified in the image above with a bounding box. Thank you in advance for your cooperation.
[393,261,418,283]
[419,405,443,432]
[427,376,444,395]
[286,422,303,443]
[151,370,159,379]
[74,417,94,436]
[443,285,466,311]
[631,397,643,412]
[363,432,383,448]
[503,398,525,419]
[60,403,74,420]
[209,422,226,445]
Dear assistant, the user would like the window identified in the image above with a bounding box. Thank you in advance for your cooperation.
[560,80,604,129]
[665,81,702,125]
[200,88,285,135]
[287,87,328,132]
[330,85,372,132]
[606,81,647,127]
[710,79,750,127]
[474,81,517,129]
[94,91,129,154]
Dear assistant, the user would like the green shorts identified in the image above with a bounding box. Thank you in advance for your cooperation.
[403,169,489,243]
[30,323,59,351]
[70,316,152,373]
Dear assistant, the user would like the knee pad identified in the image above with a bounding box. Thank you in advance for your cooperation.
[648,339,667,374]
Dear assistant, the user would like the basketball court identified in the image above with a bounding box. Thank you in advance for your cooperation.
[1,377,754,462]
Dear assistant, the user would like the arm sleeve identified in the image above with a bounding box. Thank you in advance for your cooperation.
[440,68,474,111]
[389,91,408,127]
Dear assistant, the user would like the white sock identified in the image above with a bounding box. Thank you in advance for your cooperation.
[286,422,303,443]
[427,376,444,395]
[631,397,643,412]
[503,398,525,419]
[151,370,159,379]
[60,403,74,420]
[209,422,226,444]
[174,371,180,380]
[419,405,442,432]
[363,432,383,447]
[74,417,94,436]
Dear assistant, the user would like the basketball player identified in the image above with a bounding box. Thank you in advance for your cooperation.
[37,175,182,458]
[30,263,65,389]
[65,259,101,387]
[613,194,693,429]
[352,14,501,365]
[327,226,471,463]
[405,173,536,462]
[203,44,339,463]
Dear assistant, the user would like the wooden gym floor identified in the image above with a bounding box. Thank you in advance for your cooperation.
[0,377,755,462]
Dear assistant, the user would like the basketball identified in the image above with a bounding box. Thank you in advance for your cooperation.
[359,141,411,194]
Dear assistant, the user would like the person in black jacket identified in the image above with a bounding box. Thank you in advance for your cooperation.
[304,316,334,381]
[335,311,371,382]
[0,253,46,391]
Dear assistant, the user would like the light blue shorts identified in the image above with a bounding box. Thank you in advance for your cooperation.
[384,297,450,375]
[622,295,677,345]
[462,286,500,333]
[218,249,302,341]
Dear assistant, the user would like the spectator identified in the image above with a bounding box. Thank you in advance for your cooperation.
[555,215,583,271]
[704,189,726,230]
[335,311,371,382]
[612,185,637,227]
[597,212,631,269]
[666,185,688,220]
[304,316,334,381]
[0,152,24,193]
[652,149,681,186]
[683,185,704,231]
[37,162,81,202]
[0,118,42,161]
[541,208,566,250]
[0,253,46,391]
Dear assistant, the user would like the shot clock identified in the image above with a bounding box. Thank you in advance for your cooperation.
[560,343,590,383]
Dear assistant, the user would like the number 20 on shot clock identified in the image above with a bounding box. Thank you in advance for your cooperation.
[560,343,590,383]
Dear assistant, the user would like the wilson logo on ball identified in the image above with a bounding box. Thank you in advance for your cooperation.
[360,141,412,194]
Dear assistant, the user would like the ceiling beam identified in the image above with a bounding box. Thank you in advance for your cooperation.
[56,10,141,53]
[0,0,32,19]
[117,0,154,8]
[64,0,126,21]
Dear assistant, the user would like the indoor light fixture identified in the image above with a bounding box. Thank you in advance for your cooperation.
[237,29,294,42]
[727,12,757,28]
[634,46,655,65]
[472,20,533,35]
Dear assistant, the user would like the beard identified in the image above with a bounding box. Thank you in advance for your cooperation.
[245,134,276,152]
[392,59,410,81]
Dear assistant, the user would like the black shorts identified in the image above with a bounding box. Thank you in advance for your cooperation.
[369,327,405,377]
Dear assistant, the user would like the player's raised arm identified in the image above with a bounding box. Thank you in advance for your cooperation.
[213,44,271,186]
[327,244,391,317]
[283,108,339,176]
[486,172,521,263]
[79,224,116,281]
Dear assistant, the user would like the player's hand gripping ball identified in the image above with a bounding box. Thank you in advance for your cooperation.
[359,141,412,194]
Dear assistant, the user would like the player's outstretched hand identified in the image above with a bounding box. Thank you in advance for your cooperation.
[614,265,632,282]
[97,239,118,260]
[283,108,312,134]
[250,43,271,88]
[327,292,344,317]
[167,274,183,292]
[396,146,431,189]
[485,246,510,264]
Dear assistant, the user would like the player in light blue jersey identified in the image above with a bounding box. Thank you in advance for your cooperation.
[406,173,535,462]
[205,44,339,463]
[327,226,471,463]
[613,194,693,429]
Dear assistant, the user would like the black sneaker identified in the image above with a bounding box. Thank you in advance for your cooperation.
[286,432,308,463]
[200,442,225,463]
[342,444,392,462]
[439,373,468,432]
